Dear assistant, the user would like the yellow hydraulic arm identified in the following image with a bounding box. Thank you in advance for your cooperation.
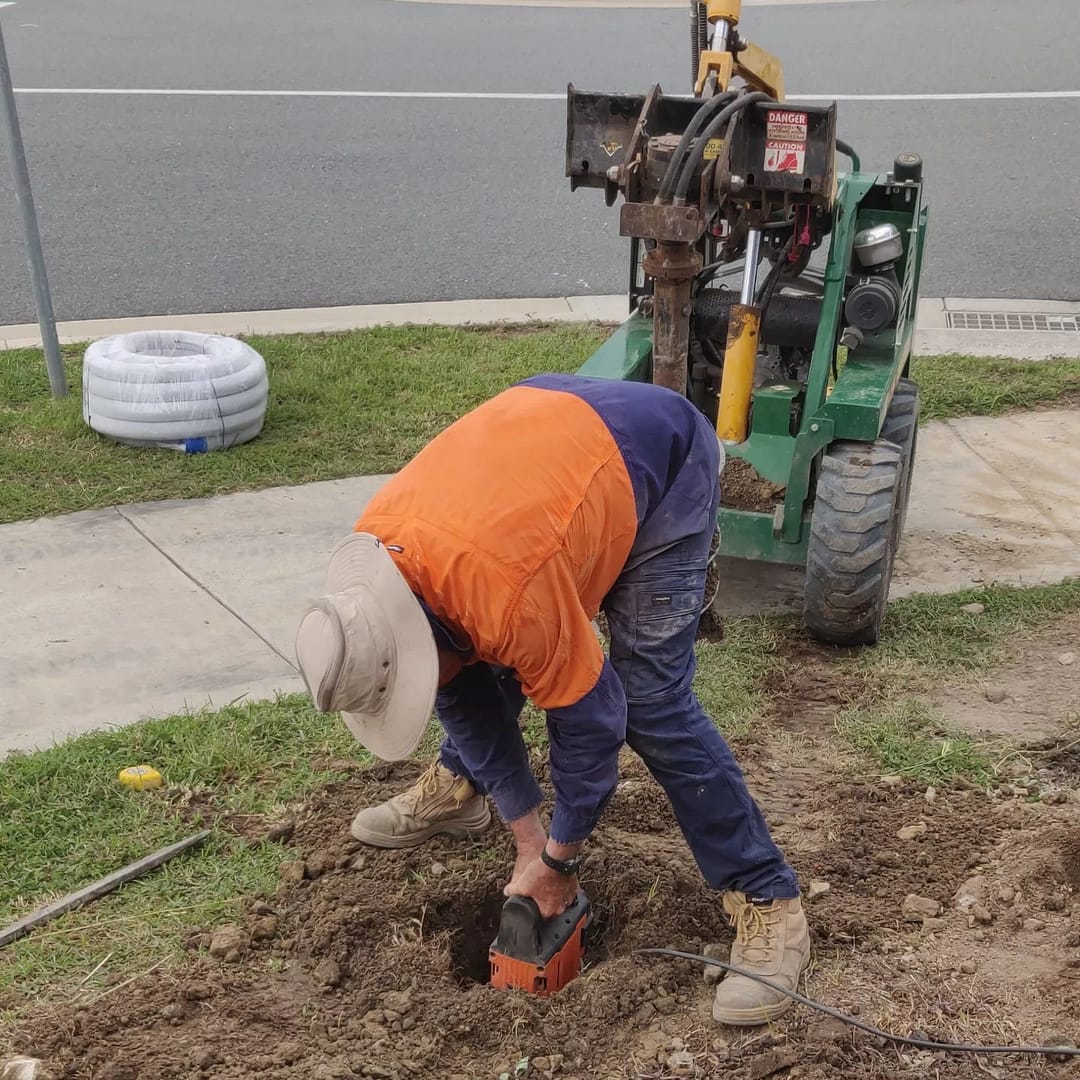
[694,0,785,101]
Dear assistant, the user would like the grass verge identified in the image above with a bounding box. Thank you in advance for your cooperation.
[0,611,784,1019]
[0,325,600,524]
[0,696,360,1016]
[869,578,1080,680]
[836,699,992,784]
[828,580,1080,782]
[1,582,1077,1018]
[2,329,1077,525]
[911,354,1080,421]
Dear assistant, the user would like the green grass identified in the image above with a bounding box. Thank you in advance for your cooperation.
[0,695,360,1015]
[828,580,1080,782]
[2,582,1077,1020]
[693,616,791,741]
[911,354,1080,421]
[0,611,789,1020]
[836,698,991,784]
[868,579,1080,680]
[2,329,1077,525]
[0,325,601,524]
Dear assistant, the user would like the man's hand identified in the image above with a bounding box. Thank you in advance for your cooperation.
[505,813,585,918]
[504,857,579,920]
[507,810,547,888]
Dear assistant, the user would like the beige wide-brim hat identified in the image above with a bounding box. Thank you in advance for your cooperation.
[294,533,439,761]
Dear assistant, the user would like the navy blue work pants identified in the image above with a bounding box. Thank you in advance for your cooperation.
[438,443,798,899]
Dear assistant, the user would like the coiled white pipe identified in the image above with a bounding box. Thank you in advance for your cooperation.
[82,331,268,452]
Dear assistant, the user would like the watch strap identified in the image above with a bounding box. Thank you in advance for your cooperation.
[541,849,583,876]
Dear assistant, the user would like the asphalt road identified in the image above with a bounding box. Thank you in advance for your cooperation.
[0,0,1076,323]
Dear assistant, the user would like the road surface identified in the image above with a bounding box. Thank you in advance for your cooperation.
[0,0,1076,322]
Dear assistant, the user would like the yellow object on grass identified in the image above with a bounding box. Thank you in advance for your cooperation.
[118,765,163,791]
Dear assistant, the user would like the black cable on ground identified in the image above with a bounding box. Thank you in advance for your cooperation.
[634,948,1080,1058]
[672,91,770,203]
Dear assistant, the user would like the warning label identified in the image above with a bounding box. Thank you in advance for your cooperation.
[703,137,724,161]
[764,140,806,173]
[766,110,808,142]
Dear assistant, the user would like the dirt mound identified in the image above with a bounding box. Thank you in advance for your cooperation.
[10,761,730,1080]
[720,459,786,513]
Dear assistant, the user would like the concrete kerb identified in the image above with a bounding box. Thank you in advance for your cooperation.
[1,296,1078,360]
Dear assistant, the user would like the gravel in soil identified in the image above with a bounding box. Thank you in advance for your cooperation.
[7,650,1080,1080]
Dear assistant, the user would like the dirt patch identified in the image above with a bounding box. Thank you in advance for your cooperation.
[721,458,786,513]
[760,635,864,735]
[931,614,1080,741]
[7,624,1080,1080]
[9,740,1080,1080]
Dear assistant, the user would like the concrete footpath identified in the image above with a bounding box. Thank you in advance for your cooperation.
[3,409,1079,756]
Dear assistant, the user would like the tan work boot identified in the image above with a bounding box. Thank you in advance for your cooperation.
[351,761,491,848]
[711,891,811,1026]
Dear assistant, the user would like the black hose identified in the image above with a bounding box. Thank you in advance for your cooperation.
[657,89,738,203]
[693,261,735,297]
[836,138,861,173]
[672,91,770,203]
[635,949,1080,1058]
[755,234,794,309]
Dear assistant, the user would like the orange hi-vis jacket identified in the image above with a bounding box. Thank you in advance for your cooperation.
[357,374,720,841]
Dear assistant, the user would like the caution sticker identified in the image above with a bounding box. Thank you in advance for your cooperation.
[765,140,806,173]
[766,109,808,142]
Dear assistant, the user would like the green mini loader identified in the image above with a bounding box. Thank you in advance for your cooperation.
[569,0,928,645]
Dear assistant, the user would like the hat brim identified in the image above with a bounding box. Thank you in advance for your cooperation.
[324,533,439,762]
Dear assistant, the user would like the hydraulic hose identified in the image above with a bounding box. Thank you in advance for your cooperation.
[672,91,771,203]
[836,138,861,173]
[657,89,738,203]
[755,234,794,310]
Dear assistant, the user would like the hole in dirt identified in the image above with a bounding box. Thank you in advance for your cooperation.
[440,892,505,985]
[433,892,618,987]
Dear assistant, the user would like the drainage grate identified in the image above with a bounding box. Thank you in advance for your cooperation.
[946,311,1080,332]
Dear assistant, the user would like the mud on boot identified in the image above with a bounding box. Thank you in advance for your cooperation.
[711,892,811,1026]
[351,761,491,848]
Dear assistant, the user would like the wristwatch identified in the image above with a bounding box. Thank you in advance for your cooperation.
[541,849,585,876]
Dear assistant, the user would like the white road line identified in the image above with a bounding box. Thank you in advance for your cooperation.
[9,87,1080,102]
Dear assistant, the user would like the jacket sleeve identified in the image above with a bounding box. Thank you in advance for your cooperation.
[493,555,628,843]
[545,658,627,844]
[435,663,544,824]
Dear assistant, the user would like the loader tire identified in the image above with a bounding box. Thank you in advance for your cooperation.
[803,439,903,647]
[879,377,920,537]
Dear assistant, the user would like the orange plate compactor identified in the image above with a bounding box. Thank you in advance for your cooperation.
[489,892,591,996]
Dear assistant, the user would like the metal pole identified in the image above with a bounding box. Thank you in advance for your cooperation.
[738,226,763,304]
[0,19,66,397]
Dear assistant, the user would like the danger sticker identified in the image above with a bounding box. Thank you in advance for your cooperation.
[765,140,806,173]
[766,110,808,142]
